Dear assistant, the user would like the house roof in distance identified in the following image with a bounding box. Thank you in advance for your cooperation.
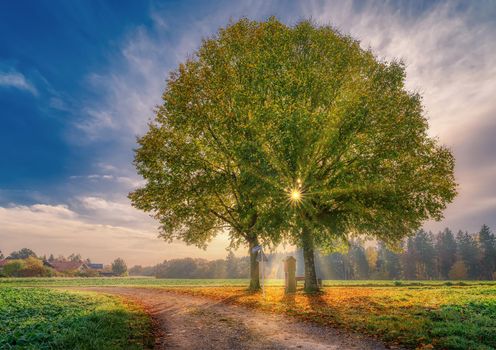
[88,263,104,269]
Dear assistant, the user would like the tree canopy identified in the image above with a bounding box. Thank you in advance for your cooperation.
[111,258,128,276]
[130,18,456,292]
[9,248,37,260]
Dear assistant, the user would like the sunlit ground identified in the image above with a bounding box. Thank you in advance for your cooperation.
[166,283,496,349]
[2,278,495,349]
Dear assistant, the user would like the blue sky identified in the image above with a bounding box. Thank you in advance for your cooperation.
[1,0,495,265]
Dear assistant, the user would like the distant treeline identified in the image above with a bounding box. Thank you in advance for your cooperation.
[130,225,496,280]
[129,252,251,279]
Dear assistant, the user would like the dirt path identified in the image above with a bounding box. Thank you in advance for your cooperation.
[73,287,398,350]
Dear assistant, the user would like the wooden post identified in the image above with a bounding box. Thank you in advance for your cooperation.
[284,256,297,293]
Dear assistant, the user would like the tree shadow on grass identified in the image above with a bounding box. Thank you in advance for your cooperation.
[303,289,343,326]
[2,307,153,350]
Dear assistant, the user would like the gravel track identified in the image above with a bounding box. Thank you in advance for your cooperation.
[71,287,399,350]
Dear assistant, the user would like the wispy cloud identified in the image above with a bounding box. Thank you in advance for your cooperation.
[0,70,38,96]
[73,0,280,143]
[0,200,230,265]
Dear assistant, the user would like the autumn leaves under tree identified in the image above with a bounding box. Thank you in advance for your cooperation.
[130,18,456,292]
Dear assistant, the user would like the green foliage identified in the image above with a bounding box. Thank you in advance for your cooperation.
[130,17,456,293]
[436,228,458,279]
[376,242,402,279]
[199,18,457,247]
[2,260,25,277]
[2,258,55,277]
[348,241,369,279]
[111,258,128,276]
[412,230,437,279]
[0,288,152,349]
[8,248,37,259]
[478,225,496,280]
[456,230,480,279]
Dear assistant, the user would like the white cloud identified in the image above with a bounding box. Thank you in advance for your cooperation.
[30,204,76,219]
[73,1,280,144]
[75,195,154,228]
[97,163,118,172]
[0,71,38,95]
[0,201,231,265]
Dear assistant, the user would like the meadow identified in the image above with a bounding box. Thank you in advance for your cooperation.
[1,276,494,287]
[0,287,153,349]
[1,278,495,349]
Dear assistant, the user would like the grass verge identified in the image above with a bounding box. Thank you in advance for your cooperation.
[0,287,153,349]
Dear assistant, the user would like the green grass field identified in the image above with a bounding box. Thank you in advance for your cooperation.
[1,276,495,287]
[0,287,153,350]
[1,278,495,349]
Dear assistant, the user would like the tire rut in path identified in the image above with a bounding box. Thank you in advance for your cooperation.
[73,287,399,350]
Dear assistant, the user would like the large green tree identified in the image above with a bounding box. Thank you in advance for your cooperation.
[131,18,456,292]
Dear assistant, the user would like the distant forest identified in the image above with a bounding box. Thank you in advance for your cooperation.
[130,225,496,280]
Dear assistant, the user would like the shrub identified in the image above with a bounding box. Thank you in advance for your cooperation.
[2,258,56,277]
[3,260,25,277]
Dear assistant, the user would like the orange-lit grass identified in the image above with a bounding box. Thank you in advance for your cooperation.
[159,285,496,349]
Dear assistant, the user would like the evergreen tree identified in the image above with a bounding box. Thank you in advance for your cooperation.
[456,230,480,279]
[377,242,402,279]
[436,228,457,279]
[349,241,369,279]
[9,248,37,259]
[328,252,346,279]
[478,225,496,280]
[226,251,239,278]
[379,242,402,279]
[0,250,4,259]
[414,230,436,279]
[365,246,378,276]
[385,249,402,279]
[402,236,417,279]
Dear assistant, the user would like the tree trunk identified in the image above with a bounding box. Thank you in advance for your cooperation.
[248,237,260,291]
[301,225,320,293]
